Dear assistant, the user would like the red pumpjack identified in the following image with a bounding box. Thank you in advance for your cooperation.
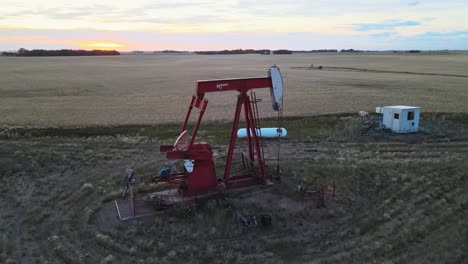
[155,67,283,197]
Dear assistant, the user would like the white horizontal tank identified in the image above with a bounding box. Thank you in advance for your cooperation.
[237,128,287,138]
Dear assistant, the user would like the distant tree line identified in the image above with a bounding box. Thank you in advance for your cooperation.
[1,48,120,57]
[294,49,338,53]
[157,50,189,53]
[194,49,293,55]
[295,49,364,53]
[340,49,362,53]
[391,50,422,54]
[273,49,293,54]
[195,49,269,55]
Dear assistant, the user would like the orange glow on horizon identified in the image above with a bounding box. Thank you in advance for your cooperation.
[85,42,124,50]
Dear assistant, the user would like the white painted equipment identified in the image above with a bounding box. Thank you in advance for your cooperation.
[268,66,283,111]
[376,105,420,133]
[237,128,287,138]
[183,160,194,172]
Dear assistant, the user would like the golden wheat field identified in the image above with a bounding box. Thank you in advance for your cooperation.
[1,52,468,126]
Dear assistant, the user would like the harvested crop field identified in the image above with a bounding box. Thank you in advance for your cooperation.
[1,53,467,263]
[0,114,467,263]
[1,52,468,126]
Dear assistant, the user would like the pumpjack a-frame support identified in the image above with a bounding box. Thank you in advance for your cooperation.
[158,76,274,197]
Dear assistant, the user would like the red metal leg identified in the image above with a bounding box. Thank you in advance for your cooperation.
[188,99,208,149]
[244,101,254,161]
[224,95,244,180]
[181,96,195,133]
[245,99,265,181]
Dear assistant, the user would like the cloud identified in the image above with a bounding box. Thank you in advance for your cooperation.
[355,20,421,31]
[1,1,468,50]
[419,30,468,38]
[2,28,468,51]
[370,32,395,38]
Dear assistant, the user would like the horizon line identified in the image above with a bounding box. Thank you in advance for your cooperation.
[1,48,464,53]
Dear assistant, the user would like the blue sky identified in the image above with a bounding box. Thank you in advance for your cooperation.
[355,20,421,31]
[0,0,467,50]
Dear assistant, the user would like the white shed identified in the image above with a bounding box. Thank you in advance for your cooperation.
[376,105,421,133]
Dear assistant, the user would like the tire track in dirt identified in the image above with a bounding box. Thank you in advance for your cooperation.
[1,233,6,259]
[265,138,466,261]
[291,66,468,78]
[12,211,25,263]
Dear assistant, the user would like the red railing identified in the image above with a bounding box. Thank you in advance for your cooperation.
[299,178,336,208]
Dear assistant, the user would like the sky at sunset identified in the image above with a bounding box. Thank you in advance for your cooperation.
[1,0,467,51]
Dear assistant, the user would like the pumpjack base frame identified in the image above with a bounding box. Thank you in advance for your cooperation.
[115,188,223,221]
[115,182,272,221]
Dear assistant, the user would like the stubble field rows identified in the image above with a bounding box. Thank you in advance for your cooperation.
[1,52,468,126]
[1,53,467,263]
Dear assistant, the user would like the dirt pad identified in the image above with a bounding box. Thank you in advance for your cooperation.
[0,123,467,263]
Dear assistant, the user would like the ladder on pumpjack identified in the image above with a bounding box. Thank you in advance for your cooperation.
[250,90,283,181]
